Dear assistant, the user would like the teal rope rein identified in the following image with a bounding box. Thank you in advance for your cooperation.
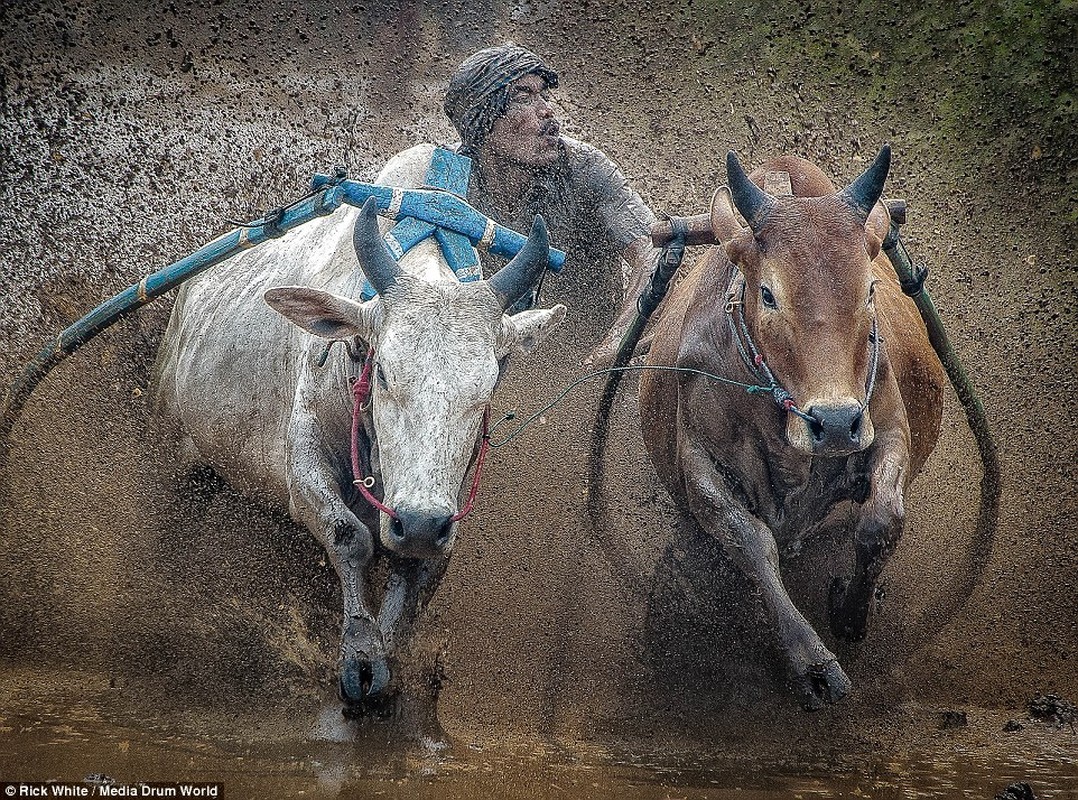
[489,363,773,448]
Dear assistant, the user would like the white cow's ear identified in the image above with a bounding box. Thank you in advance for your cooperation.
[496,304,567,357]
[264,286,378,340]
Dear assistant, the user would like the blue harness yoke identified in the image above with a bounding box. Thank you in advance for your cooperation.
[361,148,486,300]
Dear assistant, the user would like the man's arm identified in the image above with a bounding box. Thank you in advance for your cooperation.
[569,140,664,368]
[584,236,662,368]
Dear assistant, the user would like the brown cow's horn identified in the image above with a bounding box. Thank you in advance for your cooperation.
[839,144,892,221]
[352,196,403,295]
[488,214,550,310]
[726,150,775,233]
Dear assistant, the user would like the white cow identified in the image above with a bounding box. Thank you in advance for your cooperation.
[153,144,566,707]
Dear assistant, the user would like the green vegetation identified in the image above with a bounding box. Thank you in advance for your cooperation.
[694,0,1076,176]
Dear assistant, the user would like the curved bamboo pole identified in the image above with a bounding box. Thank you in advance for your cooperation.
[882,199,1001,647]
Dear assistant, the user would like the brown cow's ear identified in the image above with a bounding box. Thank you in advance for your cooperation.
[710,186,746,244]
[864,200,890,260]
[725,228,758,268]
[865,231,883,261]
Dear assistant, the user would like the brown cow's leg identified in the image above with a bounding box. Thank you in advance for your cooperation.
[682,442,852,710]
[830,448,906,642]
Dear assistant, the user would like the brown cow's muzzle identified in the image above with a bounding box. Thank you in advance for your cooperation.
[788,398,875,456]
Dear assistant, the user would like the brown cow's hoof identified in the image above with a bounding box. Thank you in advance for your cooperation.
[828,577,869,642]
[794,658,852,711]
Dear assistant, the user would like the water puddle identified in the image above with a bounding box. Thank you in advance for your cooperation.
[0,670,1074,799]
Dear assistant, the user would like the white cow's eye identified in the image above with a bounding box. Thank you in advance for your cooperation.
[376,364,388,389]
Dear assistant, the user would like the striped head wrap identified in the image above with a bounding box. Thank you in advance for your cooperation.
[444,42,559,153]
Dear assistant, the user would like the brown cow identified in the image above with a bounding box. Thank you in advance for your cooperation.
[638,146,946,709]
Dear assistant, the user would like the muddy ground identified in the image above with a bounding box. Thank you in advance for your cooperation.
[0,0,1075,796]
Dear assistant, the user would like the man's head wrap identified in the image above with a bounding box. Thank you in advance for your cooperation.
[444,42,559,153]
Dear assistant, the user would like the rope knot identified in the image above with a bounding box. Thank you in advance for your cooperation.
[351,350,375,406]
[899,262,929,297]
[351,372,371,403]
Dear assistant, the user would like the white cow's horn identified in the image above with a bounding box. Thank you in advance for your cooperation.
[352,196,403,295]
[489,214,550,311]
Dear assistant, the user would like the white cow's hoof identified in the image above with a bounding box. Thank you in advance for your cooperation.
[793,658,852,711]
[339,652,393,713]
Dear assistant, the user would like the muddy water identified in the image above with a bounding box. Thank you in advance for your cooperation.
[2,0,1076,797]
[2,670,1076,799]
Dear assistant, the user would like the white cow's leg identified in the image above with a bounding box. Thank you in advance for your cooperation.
[287,431,387,705]
[681,438,852,710]
[375,556,451,735]
[378,556,449,655]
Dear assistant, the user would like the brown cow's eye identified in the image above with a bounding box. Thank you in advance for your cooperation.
[761,285,777,309]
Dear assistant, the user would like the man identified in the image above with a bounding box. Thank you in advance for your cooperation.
[443,42,662,367]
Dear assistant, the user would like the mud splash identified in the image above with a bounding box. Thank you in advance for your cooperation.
[1,0,1076,797]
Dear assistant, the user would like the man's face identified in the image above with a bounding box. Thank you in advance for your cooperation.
[484,74,561,168]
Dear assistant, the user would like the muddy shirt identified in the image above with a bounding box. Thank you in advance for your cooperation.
[460,136,655,325]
